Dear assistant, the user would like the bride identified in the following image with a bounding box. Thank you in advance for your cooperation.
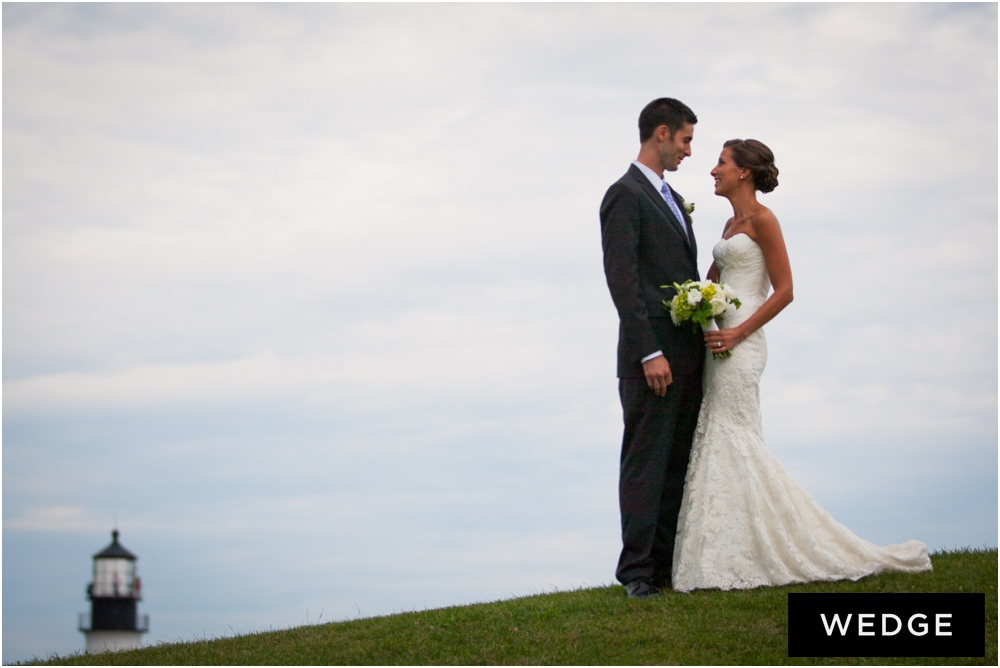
[671,139,932,592]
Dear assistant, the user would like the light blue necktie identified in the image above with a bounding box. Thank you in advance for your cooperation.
[660,182,690,243]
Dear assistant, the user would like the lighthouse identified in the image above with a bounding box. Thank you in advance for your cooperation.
[78,530,149,653]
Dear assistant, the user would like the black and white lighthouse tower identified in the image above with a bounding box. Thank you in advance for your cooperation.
[78,530,149,653]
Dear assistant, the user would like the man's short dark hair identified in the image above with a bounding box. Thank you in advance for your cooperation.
[638,98,698,143]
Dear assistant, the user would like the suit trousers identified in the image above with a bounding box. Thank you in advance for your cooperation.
[616,370,703,585]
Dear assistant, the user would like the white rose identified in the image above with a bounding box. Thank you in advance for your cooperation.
[710,295,727,316]
[686,289,703,306]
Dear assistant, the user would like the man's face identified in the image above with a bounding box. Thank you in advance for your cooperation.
[659,122,694,172]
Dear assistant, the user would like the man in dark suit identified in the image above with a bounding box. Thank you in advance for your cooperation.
[600,98,704,598]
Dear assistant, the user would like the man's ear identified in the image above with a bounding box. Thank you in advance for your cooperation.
[655,124,672,142]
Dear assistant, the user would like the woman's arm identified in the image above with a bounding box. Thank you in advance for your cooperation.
[706,261,720,283]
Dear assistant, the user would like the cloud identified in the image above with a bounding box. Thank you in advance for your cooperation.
[3,505,103,533]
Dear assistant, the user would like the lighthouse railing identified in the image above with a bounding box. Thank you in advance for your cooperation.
[78,612,149,633]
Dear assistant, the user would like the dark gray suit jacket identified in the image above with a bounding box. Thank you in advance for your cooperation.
[600,164,703,378]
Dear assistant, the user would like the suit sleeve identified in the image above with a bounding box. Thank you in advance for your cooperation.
[600,183,661,364]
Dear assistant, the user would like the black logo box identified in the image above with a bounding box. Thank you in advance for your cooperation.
[787,592,985,658]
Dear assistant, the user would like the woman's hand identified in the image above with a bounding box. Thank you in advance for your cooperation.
[703,326,746,356]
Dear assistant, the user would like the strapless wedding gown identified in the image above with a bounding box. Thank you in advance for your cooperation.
[671,233,931,592]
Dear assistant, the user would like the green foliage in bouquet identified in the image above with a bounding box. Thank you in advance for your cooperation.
[663,279,742,331]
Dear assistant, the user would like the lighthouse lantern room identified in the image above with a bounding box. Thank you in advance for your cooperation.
[79,530,149,653]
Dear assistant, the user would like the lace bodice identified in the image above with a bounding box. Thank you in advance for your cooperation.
[714,233,770,329]
[705,234,769,405]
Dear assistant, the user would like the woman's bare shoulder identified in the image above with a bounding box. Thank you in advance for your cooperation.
[750,206,782,237]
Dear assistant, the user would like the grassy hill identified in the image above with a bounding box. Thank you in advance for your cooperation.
[33,548,996,665]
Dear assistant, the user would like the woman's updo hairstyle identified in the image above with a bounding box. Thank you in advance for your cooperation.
[724,138,779,193]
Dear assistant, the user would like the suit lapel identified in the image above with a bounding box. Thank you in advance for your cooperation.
[664,183,697,256]
[627,166,695,256]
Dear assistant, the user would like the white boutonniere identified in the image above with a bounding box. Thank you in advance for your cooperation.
[682,200,695,216]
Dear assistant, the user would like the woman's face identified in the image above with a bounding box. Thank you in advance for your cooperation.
[710,147,745,196]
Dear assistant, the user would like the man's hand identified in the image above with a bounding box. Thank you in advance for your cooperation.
[642,355,672,397]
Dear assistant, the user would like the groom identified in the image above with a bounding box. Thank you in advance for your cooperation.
[600,98,704,598]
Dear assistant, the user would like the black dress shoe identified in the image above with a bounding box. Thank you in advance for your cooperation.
[653,572,672,590]
[625,578,662,599]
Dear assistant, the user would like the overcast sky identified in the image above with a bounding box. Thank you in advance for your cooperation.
[2,2,997,663]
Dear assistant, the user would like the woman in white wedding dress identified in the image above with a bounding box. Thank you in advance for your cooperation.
[671,139,932,592]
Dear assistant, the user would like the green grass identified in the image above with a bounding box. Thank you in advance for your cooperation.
[32,548,996,665]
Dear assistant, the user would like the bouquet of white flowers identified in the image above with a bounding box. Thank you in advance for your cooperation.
[662,279,742,359]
